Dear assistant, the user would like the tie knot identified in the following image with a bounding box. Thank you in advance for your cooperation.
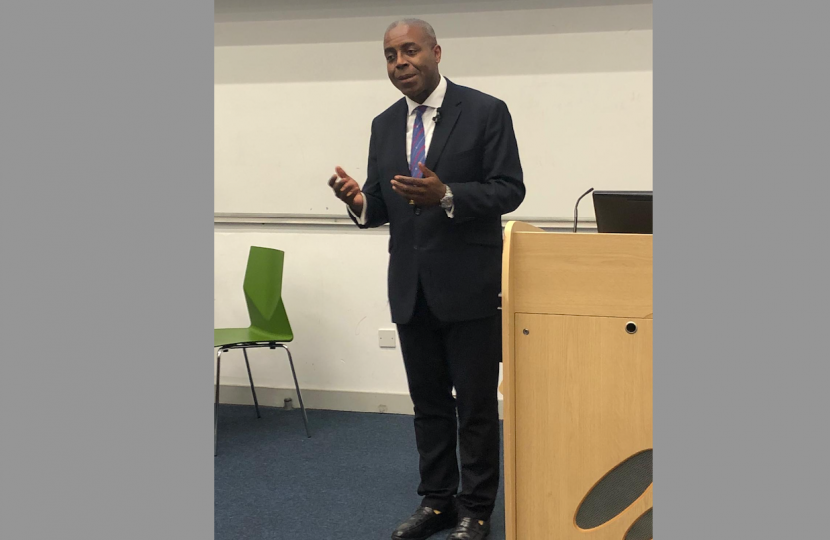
[415,105,428,117]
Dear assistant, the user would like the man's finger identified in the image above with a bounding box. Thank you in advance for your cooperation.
[394,175,426,187]
[328,174,338,187]
[417,162,435,177]
[391,182,410,197]
[391,180,413,194]
[335,166,349,179]
[333,176,351,190]
[392,181,423,198]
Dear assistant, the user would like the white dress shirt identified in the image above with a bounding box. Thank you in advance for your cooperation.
[351,76,453,224]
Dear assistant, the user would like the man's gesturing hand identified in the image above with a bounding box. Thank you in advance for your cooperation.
[391,163,446,207]
[328,166,364,215]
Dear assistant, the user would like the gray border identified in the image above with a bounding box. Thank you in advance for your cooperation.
[0,2,213,538]
[3,1,829,538]
[656,1,829,538]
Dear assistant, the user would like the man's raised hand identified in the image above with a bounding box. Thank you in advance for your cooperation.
[391,163,446,206]
[328,166,364,215]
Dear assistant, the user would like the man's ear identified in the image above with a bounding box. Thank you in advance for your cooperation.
[433,44,442,63]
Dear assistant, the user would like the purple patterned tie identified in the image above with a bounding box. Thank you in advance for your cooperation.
[410,105,428,178]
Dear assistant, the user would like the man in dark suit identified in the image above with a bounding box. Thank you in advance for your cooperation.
[328,18,524,540]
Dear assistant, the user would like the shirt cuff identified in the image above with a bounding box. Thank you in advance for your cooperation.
[348,196,368,225]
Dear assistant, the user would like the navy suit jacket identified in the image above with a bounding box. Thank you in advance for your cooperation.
[352,79,525,324]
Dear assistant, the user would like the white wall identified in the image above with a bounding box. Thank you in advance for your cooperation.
[214,4,653,220]
[214,2,653,411]
[214,225,402,392]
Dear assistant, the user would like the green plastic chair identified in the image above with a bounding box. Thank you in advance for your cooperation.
[214,246,310,456]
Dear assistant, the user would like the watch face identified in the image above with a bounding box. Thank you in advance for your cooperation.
[441,186,453,209]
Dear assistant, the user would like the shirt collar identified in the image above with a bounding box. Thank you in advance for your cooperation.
[406,75,447,115]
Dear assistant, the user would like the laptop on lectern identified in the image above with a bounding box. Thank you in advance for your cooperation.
[592,191,653,234]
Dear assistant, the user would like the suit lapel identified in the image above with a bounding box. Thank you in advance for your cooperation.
[425,79,462,172]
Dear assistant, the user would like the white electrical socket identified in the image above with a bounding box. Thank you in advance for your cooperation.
[379,329,397,348]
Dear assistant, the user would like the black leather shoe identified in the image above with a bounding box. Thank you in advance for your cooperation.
[446,517,490,539]
[391,506,458,540]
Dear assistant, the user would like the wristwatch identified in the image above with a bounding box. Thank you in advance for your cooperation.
[440,185,454,210]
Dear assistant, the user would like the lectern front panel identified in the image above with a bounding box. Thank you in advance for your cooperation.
[514,313,653,540]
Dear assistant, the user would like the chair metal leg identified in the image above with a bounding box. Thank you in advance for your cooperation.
[215,348,224,457]
[242,348,261,419]
[282,345,311,438]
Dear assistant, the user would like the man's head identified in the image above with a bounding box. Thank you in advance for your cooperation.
[383,19,442,103]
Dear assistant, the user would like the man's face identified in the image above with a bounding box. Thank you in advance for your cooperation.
[383,24,441,103]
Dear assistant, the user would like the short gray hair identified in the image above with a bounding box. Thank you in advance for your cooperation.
[385,18,438,46]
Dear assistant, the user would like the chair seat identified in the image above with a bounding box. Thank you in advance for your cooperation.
[214,327,293,348]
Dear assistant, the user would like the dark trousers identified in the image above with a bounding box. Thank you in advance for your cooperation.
[396,285,501,521]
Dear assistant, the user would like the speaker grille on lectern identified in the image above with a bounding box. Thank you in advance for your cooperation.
[575,449,653,530]
[625,508,653,540]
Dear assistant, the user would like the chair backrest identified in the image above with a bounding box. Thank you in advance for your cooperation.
[243,246,293,339]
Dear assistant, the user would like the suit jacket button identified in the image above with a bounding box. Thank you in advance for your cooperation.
[413,245,419,250]
[414,208,421,216]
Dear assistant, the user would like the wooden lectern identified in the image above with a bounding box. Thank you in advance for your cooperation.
[501,222,653,540]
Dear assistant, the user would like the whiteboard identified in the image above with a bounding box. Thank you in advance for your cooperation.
[214,72,652,222]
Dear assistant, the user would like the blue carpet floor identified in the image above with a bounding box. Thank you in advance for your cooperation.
[215,405,506,540]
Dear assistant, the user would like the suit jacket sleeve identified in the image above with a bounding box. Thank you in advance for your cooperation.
[349,118,389,229]
[449,99,525,220]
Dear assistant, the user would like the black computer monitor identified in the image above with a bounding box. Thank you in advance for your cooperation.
[592,191,653,234]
